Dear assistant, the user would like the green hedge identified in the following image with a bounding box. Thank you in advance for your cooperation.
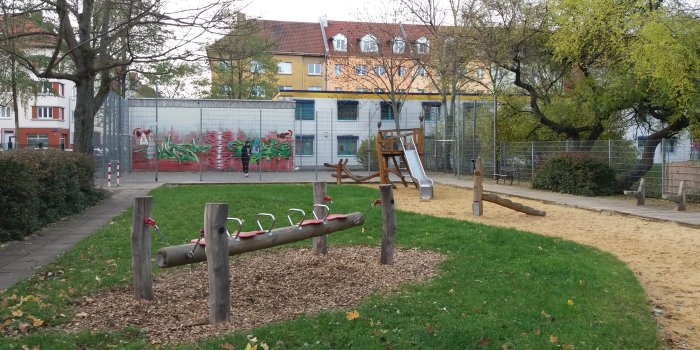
[0,149,106,242]
[532,152,619,196]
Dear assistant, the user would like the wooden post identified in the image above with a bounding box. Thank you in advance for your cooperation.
[204,203,230,324]
[472,157,483,216]
[313,182,328,254]
[131,197,153,300]
[379,184,397,265]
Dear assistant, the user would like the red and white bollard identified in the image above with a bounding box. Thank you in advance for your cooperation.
[108,161,112,189]
[116,160,120,187]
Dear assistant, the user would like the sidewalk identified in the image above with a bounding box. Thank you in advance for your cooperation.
[2,171,698,291]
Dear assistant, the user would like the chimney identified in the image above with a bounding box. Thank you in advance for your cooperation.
[320,15,328,28]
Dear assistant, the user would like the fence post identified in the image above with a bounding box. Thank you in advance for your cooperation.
[204,203,230,324]
[379,184,396,265]
[131,197,153,300]
[312,182,328,254]
[473,157,483,216]
[608,139,612,165]
[661,138,666,194]
[531,141,535,180]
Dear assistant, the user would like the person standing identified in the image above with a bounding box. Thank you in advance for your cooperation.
[240,140,252,177]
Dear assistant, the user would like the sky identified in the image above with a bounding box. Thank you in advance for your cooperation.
[239,0,372,22]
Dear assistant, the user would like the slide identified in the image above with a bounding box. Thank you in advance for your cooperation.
[400,135,434,200]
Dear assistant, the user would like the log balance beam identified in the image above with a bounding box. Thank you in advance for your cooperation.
[472,157,546,217]
[155,212,365,268]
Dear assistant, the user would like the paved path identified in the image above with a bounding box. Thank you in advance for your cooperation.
[1,171,697,291]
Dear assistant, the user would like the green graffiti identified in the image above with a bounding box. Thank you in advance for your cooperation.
[157,135,211,163]
[228,138,292,163]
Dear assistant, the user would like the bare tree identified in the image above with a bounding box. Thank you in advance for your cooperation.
[332,3,429,130]
[0,0,237,154]
[0,2,36,145]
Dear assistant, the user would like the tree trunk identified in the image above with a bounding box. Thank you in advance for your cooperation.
[622,117,689,189]
[73,76,98,154]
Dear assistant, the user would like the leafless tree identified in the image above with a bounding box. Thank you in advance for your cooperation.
[0,0,238,154]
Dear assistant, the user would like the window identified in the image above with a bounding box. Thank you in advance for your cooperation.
[251,85,266,97]
[664,138,677,154]
[374,88,384,93]
[294,100,315,120]
[334,64,343,75]
[295,135,314,156]
[476,67,485,80]
[250,60,264,73]
[380,101,400,120]
[416,65,426,77]
[335,87,343,91]
[373,65,385,75]
[398,66,406,76]
[36,106,53,119]
[278,62,292,74]
[337,135,359,156]
[416,88,425,93]
[278,85,293,91]
[38,81,54,95]
[393,37,405,53]
[416,37,429,54]
[217,60,231,71]
[356,87,368,92]
[360,34,378,52]
[218,84,232,95]
[337,100,358,120]
[308,86,322,91]
[308,63,322,75]
[355,64,368,76]
[333,34,347,52]
[0,106,11,119]
[27,133,48,148]
[422,102,441,121]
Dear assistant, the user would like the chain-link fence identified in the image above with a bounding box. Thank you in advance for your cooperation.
[93,91,130,181]
[95,95,698,200]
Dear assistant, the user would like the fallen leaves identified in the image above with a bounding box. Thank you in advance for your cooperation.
[345,310,360,321]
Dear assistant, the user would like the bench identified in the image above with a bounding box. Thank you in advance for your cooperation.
[493,166,519,185]
[662,180,687,211]
[623,178,645,205]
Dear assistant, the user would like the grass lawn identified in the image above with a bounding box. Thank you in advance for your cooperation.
[1,184,660,349]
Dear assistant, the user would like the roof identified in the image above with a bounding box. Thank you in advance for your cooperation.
[257,20,325,56]
[0,14,57,49]
[325,20,432,56]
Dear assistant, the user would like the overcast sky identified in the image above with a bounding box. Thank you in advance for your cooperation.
[239,0,372,22]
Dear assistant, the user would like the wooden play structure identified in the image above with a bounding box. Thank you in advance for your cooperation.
[472,157,546,217]
[324,159,381,185]
[624,178,646,205]
[130,182,399,325]
[376,128,434,199]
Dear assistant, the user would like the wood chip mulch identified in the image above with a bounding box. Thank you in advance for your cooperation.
[60,246,445,345]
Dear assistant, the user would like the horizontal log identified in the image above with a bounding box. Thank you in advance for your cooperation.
[156,212,365,268]
[481,193,546,217]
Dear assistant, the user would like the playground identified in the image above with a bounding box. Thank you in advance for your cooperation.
[2,180,698,348]
[389,183,700,349]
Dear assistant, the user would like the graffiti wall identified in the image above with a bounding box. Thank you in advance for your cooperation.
[131,128,294,172]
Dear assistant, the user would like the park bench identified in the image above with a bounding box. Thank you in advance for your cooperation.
[623,178,646,205]
[662,180,687,211]
[494,166,519,185]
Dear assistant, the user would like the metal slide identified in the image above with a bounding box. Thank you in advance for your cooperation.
[400,135,434,200]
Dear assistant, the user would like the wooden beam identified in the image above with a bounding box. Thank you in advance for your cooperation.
[481,193,546,217]
[131,197,154,300]
[204,203,230,324]
[156,212,365,268]
[472,157,484,216]
[624,178,645,205]
[379,185,397,265]
[313,182,328,255]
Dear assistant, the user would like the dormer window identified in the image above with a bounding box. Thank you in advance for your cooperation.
[416,37,429,54]
[360,34,378,53]
[333,34,347,52]
[392,37,405,54]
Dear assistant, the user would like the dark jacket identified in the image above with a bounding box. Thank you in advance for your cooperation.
[241,144,251,159]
